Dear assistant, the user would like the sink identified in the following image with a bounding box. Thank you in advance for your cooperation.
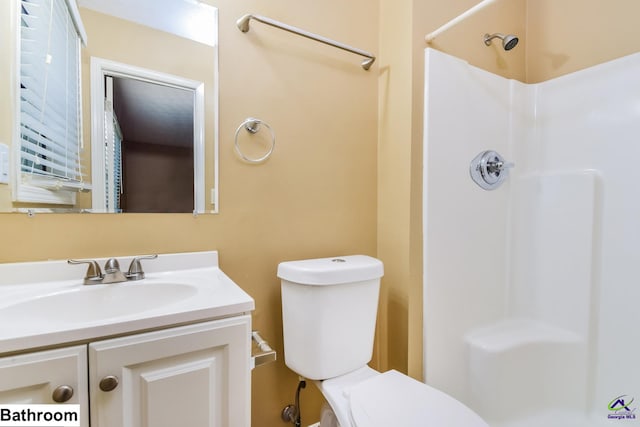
[0,251,255,355]
[0,282,198,323]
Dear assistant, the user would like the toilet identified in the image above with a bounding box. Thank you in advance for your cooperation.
[278,255,488,427]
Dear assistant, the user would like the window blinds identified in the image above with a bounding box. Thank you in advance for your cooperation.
[104,97,123,213]
[19,0,88,197]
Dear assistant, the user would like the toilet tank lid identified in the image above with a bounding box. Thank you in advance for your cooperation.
[277,255,384,285]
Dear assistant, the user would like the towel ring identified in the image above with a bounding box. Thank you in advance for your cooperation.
[234,117,276,163]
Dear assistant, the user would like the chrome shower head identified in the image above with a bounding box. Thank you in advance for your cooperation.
[483,33,519,51]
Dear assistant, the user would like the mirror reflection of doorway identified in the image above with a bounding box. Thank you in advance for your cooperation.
[105,76,194,213]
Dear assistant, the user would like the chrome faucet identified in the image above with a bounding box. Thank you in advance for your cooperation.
[68,255,158,285]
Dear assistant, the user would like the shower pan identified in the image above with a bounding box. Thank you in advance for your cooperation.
[423,48,640,427]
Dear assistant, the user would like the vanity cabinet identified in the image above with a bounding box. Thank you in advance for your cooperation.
[0,251,255,427]
[0,316,251,427]
[0,345,90,425]
[89,315,251,427]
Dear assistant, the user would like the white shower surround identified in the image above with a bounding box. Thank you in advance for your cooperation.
[423,48,640,426]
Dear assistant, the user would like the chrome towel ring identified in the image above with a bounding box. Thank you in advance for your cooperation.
[234,117,276,163]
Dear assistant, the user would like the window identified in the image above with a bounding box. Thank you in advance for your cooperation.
[16,0,89,205]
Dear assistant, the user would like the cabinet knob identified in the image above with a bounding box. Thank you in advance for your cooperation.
[52,385,74,403]
[99,375,119,392]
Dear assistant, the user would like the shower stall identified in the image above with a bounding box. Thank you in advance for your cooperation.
[422,48,639,426]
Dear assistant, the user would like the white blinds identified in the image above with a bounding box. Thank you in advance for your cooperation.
[104,97,123,213]
[19,0,87,194]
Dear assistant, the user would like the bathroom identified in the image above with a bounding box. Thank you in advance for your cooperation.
[1,0,639,426]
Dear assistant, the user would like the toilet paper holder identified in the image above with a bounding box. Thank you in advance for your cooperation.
[251,330,276,368]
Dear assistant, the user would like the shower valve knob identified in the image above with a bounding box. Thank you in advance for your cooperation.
[470,150,514,190]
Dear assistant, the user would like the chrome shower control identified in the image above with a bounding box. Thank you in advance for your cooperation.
[470,150,514,190]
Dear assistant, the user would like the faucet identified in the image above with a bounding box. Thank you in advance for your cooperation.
[68,255,158,285]
[102,258,128,284]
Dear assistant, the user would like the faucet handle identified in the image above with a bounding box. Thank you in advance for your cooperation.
[126,254,158,281]
[68,259,103,284]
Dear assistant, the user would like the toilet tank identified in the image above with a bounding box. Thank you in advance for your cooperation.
[278,255,384,380]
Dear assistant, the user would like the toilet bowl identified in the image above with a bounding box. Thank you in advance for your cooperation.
[278,255,488,427]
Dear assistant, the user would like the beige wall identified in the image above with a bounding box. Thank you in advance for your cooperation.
[1,0,378,425]
[377,0,413,375]
[526,0,640,82]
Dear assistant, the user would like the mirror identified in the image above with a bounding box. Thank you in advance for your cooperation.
[0,0,218,213]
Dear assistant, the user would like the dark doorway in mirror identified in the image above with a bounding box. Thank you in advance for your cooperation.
[110,76,194,213]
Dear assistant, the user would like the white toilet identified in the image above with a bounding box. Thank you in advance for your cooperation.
[278,255,488,427]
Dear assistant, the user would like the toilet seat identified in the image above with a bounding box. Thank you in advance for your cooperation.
[318,367,488,427]
[348,370,488,427]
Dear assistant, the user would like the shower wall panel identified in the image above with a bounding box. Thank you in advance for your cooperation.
[422,49,517,401]
[533,53,640,422]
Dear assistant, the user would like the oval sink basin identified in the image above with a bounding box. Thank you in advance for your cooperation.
[2,282,198,324]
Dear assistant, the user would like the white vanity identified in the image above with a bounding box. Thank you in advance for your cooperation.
[0,251,255,427]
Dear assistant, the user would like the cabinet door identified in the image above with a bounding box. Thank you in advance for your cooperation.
[89,316,251,427]
[0,345,89,426]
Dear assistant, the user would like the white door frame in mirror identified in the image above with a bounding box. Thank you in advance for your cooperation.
[90,57,206,213]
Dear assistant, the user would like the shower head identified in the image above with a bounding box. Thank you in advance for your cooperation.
[483,33,519,51]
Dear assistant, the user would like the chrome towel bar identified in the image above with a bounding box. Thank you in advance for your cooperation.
[237,14,376,70]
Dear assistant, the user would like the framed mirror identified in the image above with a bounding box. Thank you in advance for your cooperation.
[0,0,218,213]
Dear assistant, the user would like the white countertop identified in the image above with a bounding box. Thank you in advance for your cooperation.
[0,251,254,355]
